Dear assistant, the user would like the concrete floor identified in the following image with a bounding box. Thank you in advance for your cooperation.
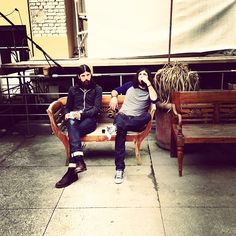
[0,127,236,236]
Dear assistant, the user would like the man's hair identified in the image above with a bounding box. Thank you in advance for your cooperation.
[76,64,96,88]
[132,67,152,88]
[77,64,92,76]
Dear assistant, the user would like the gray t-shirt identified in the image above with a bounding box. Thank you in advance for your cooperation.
[119,87,150,116]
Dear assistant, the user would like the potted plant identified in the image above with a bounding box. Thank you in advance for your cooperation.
[153,62,199,149]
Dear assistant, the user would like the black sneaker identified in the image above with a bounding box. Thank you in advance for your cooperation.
[75,159,87,173]
[55,169,78,188]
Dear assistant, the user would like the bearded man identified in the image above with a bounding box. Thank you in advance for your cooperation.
[55,64,102,188]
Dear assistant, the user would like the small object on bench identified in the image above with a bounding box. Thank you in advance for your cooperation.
[47,95,156,165]
[170,90,236,176]
[103,124,117,140]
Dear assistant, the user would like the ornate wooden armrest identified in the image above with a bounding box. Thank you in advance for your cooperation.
[171,104,182,128]
[149,103,156,119]
[47,98,66,135]
[47,101,59,134]
[170,103,183,136]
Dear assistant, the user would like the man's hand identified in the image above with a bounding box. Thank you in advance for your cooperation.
[65,113,71,120]
[65,111,81,120]
[109,96,118,111]
[109,90,119,111]
[139,75,158,101]
[140,76,151,87]
[73,111,81,120]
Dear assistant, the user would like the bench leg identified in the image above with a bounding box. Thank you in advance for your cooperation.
[170,130,177,158]
[54,133,70,165]
[135,141,142,165]
[177,146,184,177]
[59,136,70,166]
[65,146,70,166]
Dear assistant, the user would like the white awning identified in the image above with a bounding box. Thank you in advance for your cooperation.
[85,0,236,58]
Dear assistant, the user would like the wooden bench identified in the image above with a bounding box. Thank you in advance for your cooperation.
[47,95,156,165]
[170,90,236,176]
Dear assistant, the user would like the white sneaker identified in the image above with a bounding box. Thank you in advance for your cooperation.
[105,125,117,140]
[114,170,124,184]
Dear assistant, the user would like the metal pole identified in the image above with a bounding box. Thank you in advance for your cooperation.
[6,77,11,101]
[221,72,224,89]
[22,73,31,136]
[27,0,35,56]
[119,75,122,86]
[168,0,174,64]
[73,0,79,55]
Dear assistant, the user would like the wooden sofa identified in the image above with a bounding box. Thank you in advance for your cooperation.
[47,95,156,164]
[170,90,236,176]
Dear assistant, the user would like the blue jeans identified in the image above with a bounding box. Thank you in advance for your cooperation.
[114,112,151,170]
[67,117,97,162]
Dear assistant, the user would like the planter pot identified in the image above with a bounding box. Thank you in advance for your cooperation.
[155,108,171,150]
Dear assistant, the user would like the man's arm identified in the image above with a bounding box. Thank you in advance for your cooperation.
[109,81,133,110]
[147,83,158,103]
[140,77,158,103]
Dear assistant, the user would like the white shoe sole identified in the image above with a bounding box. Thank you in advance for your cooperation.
[114,178,124,184]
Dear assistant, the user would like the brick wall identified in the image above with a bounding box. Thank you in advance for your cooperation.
[29,0,67,36]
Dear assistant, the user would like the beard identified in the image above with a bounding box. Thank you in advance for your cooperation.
[78,79,91,89]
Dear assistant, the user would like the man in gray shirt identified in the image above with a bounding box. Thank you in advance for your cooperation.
[108,67,158,184]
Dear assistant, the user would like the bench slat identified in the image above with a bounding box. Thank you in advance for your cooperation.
[183,124,236,142]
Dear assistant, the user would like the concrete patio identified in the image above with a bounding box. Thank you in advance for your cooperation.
[0,126,235,236]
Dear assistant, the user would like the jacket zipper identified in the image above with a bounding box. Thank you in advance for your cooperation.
[80,88,91,112]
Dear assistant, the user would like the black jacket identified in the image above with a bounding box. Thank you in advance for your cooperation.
[65,81,102,120]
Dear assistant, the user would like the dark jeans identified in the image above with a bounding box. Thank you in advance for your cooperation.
[67,117,97,162]
[114,112,151,171]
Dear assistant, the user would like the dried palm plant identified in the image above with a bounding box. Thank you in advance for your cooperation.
[153,62,199,104]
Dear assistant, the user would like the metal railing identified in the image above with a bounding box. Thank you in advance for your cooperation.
[0,69,235,134]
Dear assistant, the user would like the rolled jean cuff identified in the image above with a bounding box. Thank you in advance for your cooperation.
[71,151,84,157]
[68,163,76,168]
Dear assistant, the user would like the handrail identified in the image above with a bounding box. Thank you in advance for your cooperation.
[0,69,236,135]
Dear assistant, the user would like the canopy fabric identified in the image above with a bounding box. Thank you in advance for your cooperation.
[85,0,236,58]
